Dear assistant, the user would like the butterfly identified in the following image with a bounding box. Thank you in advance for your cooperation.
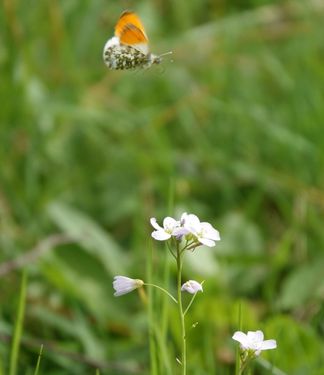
[103,10,172,70]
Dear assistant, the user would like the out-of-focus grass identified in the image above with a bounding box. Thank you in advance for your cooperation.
[1,0,324,373]
[9,271,27,375]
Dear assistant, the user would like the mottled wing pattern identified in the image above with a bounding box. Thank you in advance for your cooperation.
[103,44,150,70]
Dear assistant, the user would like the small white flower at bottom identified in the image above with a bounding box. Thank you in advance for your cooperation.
[181,280,203,294]
[113,276,144,297]
[232,330,277,356]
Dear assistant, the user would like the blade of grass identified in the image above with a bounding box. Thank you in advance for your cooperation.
[147,241,158,375]
[235,301,242,375]
[0,353,4,375]
[256,357,288,375]
[33,344,43,375]
[9,269,27,375]
[159,178,175,375]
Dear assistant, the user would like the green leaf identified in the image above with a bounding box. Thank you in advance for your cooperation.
[47,202,127,274]
[278,258,324,309]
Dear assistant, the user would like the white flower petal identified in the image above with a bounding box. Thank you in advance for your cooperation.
[260,340,277,350]
[185,214,201,230]
[163,216,178,230]
[114,287,135,297]
[232,331,248,346]
[172,227,190,237]
[198,237,216,247]
[201,223,221,240]
[249,330,264,342]
[150,217,162,231]
[151,230,171,241]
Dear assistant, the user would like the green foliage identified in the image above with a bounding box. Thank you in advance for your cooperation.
[1,0,324,374]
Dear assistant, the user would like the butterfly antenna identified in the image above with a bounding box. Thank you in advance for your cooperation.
[159,51,173,58]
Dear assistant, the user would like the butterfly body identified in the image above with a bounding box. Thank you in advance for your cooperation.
[103,11,167,70]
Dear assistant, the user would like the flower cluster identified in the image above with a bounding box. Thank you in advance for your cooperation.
[112,212,278,374]
[111,210,279,375]
[150,212,220,248]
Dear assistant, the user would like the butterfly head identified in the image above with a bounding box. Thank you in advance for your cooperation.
[149,51,173,66]
[149,54,162,66]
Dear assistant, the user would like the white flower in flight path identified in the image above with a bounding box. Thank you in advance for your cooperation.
[113,276,144,297]
[181,213,220,247]
[232,330,277,356]
[150,217,180,241]
[181,280,203,294]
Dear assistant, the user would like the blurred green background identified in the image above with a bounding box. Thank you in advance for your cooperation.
[1,0,324,374]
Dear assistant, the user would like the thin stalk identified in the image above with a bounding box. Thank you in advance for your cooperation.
[183,294,196,316]
[158,176,175,375]
[235,301,242,375]
[9,270,27,375]
[166,241,177,260]
[176,243,186,375]
[33,344,43,375]
[0,353,3,375]
[144,283,178,304]
[147,241,158,375]
[242,357,254,375]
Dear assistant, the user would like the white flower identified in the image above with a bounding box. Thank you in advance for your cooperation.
[150,217,180,241]
[232,330,277,356]
[150,212,221,246]
[113,276,144,297]
[181,280,203,294]
[181,213,220,247]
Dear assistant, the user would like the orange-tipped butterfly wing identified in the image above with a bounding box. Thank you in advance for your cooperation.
[118,24,149,55]
[115,11,148,40]
[103,10,171,70]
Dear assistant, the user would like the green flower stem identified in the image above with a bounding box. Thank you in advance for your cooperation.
[239,352,253,375]
[166,241,177,260]
[239,360,249,375]
[235,302,242,375]
[183,280,204,316]
[176,243,186,375]
[181,240,196,253]
[144,283,178,304]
